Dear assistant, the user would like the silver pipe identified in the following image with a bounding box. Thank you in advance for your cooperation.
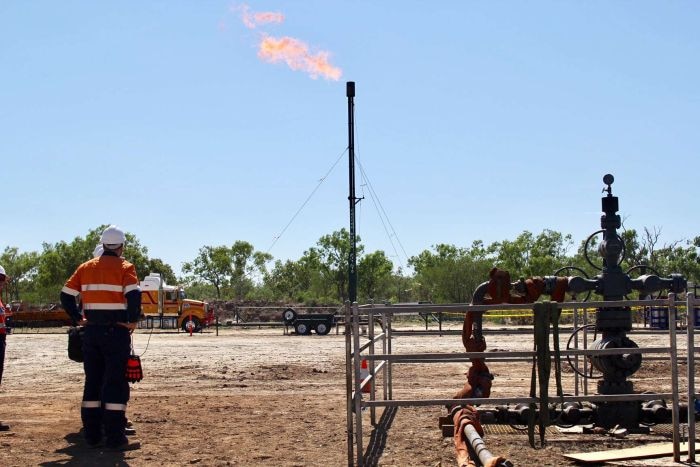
[573,304,580,396]
[363,347,670,362]
[687,293,696,463]
[352,302,364,466]
[363,392,676,408]
[369,309,376,425]
[387,312,393,400]
[360,298,685,314]
[583,304,590,396]
[382,312,388,402]
[669,293,681,462]
[344,302,354,467]
[464,424,513,467]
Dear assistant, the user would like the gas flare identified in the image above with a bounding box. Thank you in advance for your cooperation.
[258,35,342,81]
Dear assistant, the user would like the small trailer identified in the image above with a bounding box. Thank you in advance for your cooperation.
[282,308,337,336]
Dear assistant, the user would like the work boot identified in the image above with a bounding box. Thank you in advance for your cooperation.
[0,422,10,432]
[84,424,102,447]
[125,418,136,436]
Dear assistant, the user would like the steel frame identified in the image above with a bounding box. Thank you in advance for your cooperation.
[345,294,699,466]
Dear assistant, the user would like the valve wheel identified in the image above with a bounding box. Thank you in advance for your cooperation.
[566,324,603,379]
[552,266,592,302]
[583,230,627,271]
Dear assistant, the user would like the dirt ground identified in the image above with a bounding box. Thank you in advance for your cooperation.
[0,322,696,466]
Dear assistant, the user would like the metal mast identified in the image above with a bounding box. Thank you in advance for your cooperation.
[346,81,358,303]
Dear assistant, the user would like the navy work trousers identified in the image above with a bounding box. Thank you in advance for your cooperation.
[81,325,130,445]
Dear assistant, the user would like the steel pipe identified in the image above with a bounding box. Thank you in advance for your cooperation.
[464,424,513,467]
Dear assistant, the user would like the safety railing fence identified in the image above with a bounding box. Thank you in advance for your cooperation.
[345,294,700,466]
[385,301,696,336]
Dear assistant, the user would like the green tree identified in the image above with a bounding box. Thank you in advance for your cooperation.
[389,267,418,303]
[230,241,273,301]
[182,246,233,299]
[32,226,171,302]
[0,247,40,301]
[654,236,700,284]
[182,242,272,300]
[314,229,364,302]
[358,251,393,302]
[409,242,493,303]
[265,252,324,303]
[493,230,573,278]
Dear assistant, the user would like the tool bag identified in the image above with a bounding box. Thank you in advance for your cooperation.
[126,354,143,383]
[67,326,84,362]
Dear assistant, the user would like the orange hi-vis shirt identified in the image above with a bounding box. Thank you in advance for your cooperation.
[62,255,140,323]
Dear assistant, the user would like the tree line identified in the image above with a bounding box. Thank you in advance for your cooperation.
[1,225,699,306]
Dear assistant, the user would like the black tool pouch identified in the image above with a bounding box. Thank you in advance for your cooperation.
[67,326,84,362]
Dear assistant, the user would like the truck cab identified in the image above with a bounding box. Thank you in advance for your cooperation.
[140,273,213,332]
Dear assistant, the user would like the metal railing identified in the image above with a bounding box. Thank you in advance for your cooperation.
[345,294,699,466]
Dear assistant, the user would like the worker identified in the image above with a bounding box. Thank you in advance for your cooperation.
[60,225,141,450]
[0,265,10,431]
[90,242,136,437]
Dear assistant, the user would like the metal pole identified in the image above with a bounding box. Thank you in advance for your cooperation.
[387,312,393,400]
[382,310,388,402]
[346,81,358,304]
[573,304,579,396]
[369,309,376,425]
[345,302,354,467]
[352,302,364,466]
[583,305,589,396]
[687,293,696,463]
[669,293,681,461]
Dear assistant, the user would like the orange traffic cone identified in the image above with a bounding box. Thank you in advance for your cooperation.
[360,359,371,394]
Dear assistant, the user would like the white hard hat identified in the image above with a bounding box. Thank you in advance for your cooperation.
[93,244,104,258]
[0,265,5,276]
[100,225,126,247]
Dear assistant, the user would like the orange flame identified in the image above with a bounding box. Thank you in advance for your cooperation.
[258,35,342,81]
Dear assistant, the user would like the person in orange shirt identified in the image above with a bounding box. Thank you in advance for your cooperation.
[60,226,141,450]
[0,265,10,432]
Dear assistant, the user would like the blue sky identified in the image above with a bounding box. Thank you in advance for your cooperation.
[2,1,698,276]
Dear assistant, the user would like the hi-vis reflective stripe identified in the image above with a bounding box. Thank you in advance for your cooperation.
[83,303,127,310]
[61,286,80,296]
[124,284,140,294]
[82,401,101,408]
[82,284,124,293]
[105,403,127,411]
